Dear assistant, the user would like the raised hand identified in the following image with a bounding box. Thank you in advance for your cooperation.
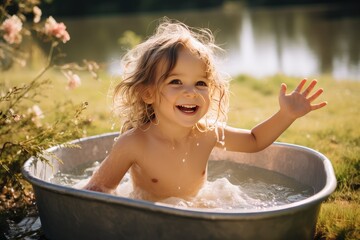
[279,79,327,120]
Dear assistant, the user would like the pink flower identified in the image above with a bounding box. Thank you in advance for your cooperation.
[44,16,70,43]
[31,105,44,119]
[64,71,81,89]
[28,105,44,126]
[0,15,23,44]
[33,6,42,23]
[13,114,21,122]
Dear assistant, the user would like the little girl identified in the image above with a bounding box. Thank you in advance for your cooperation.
[83,18,327,202]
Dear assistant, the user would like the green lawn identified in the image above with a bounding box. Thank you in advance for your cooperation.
[2,69,359,239]
[228,74,360,240]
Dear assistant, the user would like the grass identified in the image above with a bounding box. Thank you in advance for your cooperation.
[229,74,360,240]
[2,69,359,239]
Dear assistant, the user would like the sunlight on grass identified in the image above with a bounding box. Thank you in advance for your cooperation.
[317,201,360,240]
[2,68,117,134]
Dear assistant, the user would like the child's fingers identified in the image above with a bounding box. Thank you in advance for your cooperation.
[308,88,324,102]
[311,101,328,111]
[302,79,318,97]
[294,78,307,93]
[280,83,287,96]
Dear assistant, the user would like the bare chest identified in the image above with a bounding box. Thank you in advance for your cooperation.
[131,139,213,199]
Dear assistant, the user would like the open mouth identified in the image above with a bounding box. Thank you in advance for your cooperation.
[176,104,199,114]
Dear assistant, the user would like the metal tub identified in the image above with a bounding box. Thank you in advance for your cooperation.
[22,132,336,240]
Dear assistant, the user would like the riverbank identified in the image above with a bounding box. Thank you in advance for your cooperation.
[1,71,359,239]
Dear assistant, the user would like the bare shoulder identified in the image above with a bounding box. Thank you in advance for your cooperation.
[83,128,147,192]
[112,128,146,156]
[194,122,221,145]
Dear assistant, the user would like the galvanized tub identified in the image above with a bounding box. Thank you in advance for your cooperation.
[22,132,336,240]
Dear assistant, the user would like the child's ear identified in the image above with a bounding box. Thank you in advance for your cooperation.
[142,89,154,104]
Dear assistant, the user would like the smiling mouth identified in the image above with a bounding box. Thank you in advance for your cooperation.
[176,104,199,114]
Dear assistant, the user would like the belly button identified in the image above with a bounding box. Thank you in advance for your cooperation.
[151,178,158,183]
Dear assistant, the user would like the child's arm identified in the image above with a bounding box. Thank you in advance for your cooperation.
[83,133,135,193]
[220,79,327,153]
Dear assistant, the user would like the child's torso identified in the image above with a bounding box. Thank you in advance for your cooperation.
[129,129,217,200]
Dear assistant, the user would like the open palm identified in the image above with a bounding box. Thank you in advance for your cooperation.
[279,79,327,119]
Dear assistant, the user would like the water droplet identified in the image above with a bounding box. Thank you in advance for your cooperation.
[182,159,186,163]
[178,186,181,190]
[196,143,199,146]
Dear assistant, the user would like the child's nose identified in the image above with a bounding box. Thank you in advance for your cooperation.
[183,86,197,97]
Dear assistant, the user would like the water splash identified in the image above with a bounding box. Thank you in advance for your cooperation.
[55,161,313,210]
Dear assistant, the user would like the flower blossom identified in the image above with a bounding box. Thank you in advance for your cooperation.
[0,15,23,44]
[13,114,21,122]
[30,105,44,118]
[44,16,70,43]
[64,71,81,89]
[28,105,44,127]
[33,6,42,23]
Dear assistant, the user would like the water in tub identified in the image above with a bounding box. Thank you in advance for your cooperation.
[50,160,314,210]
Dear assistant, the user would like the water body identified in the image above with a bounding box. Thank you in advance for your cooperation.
[51,160,314,210]
[58,3,360,80]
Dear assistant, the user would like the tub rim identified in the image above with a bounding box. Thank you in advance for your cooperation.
[22,132,337,221]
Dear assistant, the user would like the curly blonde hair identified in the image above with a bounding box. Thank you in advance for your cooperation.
[113,18,230,133]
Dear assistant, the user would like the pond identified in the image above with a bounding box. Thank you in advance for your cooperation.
[58,2,360,80]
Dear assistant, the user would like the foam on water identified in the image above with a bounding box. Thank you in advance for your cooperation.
[51,160,314,210]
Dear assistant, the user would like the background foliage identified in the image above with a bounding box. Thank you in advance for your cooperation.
[0,0,98,211]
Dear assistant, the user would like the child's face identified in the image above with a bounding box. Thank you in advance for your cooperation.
[151,47,211,128]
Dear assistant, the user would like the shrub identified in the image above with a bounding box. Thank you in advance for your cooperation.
[0,0,99,212]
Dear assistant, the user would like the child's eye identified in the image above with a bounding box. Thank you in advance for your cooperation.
[169,79,182,85]
[196,81,208,87]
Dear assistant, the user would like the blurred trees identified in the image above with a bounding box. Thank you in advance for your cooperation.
[38,0,360,17]
[41,0,225,17]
